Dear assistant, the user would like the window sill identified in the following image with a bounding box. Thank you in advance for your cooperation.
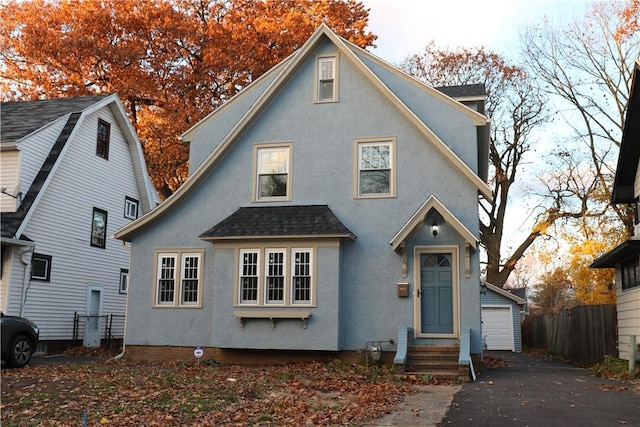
[234,310,311,329]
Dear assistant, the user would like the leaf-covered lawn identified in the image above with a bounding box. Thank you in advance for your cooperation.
[1,359,415,426]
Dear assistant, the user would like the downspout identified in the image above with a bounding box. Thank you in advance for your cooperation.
[112,240,130,360]
[19,246,34,317]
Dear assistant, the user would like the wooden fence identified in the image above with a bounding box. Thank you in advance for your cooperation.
[523,304,617,364]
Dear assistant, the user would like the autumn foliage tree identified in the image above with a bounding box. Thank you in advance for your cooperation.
[0,0,376,198]
[401,44,548,288]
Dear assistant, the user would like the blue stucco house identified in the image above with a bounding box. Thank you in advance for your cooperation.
[115,25,491,377]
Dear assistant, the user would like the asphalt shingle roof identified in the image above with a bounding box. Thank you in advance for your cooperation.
[1,94,111,143]
[199,205,356,240]
[436,83,486,99]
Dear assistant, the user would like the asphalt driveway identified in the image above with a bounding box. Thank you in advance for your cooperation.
[440,351,640,426]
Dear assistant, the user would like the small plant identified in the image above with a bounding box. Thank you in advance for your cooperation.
[419,373,433,383]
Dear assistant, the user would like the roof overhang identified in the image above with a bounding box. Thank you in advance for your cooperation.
[611,60,640,204]
[389,195,477,252]
[483,281,526,305]
[0,236,35,247]
[591,239,640,268]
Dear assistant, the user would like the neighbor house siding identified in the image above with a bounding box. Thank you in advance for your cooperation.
[9,107,142,340]
[616,277,640,361]
[0,149,20,212]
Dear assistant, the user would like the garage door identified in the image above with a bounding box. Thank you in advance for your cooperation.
[482,306,514,351]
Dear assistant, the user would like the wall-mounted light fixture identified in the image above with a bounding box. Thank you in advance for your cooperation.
[431,220,438,236]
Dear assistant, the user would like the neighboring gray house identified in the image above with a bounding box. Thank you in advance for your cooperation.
[592,59,640,363]
[481,282,525,352]
[1,94,158,352]
[115,25,491,376]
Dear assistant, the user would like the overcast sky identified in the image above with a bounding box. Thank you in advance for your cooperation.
[360,0,592,63]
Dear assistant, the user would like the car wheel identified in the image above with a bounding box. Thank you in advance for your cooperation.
[7,335,33,368]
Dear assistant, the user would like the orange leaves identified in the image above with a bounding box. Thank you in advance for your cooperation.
[0,0,376,198]
[1,360,412,426]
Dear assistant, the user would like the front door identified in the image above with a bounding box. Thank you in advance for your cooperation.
[418,252,455,336]
[84,286,103,347]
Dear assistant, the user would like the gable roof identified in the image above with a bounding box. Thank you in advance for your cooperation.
[1,94,111,144]
[483,282,526,305]
[115,24,491,242]
[611,59,640,203]
[389,195,477,251]
[436,84,486,101]
[1,94,158,239]
[199,205,356,241]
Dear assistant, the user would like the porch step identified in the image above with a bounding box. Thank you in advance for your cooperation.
[404,346,468,381]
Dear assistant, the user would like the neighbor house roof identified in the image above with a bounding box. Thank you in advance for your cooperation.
[610,59,640,203]
[199,205,356,241]
[483,282,526,305]
[1,95,111,144]
[591,239,640,268]
[436,84,486,101]
[1,94,158,239]
[115,24,491,242]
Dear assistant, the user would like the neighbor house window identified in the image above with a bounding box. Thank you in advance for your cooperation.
[154,250,203,307]
[316,55,338,102]
[255,144,291,201]
[96,119,110,160]
[237,247,314,306]
[124,196,139,220]
[355,138,396,198]
[91,208,108,248]
[119,269,129,294]
[31,253,52,282]
[621,255,640,290]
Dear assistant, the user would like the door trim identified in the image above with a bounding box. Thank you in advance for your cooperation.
[413,245,459,339]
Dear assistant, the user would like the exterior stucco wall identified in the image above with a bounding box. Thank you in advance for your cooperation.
[125,39,483,354]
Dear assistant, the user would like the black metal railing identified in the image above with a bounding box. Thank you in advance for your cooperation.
[73,312,125,349]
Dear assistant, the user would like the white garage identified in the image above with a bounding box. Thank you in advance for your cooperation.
[481,283,526,352]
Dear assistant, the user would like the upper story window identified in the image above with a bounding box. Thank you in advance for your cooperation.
[91,208,108,249]
[238,247,314,306]
[124,196,139,220]
[255,144,292,201]
[316,55,338,103]
[621,255,640,291]
[96,119,110,160]
[354,138,396,198]
[31,253,52,282]
[154,249,204,307]
[119,268,129,294]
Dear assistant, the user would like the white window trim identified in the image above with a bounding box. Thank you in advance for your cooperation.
[265,248,286,305]
[119,269,129,294]
[236,247,315,307]
[124,196,139,220]
[153,249,204,308]
[252,142,293,202]
[314,54,339,103]
[353,137,397,199]
[239,249,260,304]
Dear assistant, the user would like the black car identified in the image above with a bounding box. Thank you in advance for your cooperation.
[1,312,39,368]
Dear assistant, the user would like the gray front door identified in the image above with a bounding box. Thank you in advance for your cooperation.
[84,286,102,347]
[420,253,453,334]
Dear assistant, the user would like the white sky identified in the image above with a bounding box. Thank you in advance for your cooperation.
[360,0,592,63]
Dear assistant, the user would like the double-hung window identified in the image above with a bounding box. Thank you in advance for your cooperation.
[155,250,203,307]
[255,144,292,201]
[316,55,338,102]
[238,248,313,306]
[91,208,108,248]
[96,119,110,160]
[355,138,396,198]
